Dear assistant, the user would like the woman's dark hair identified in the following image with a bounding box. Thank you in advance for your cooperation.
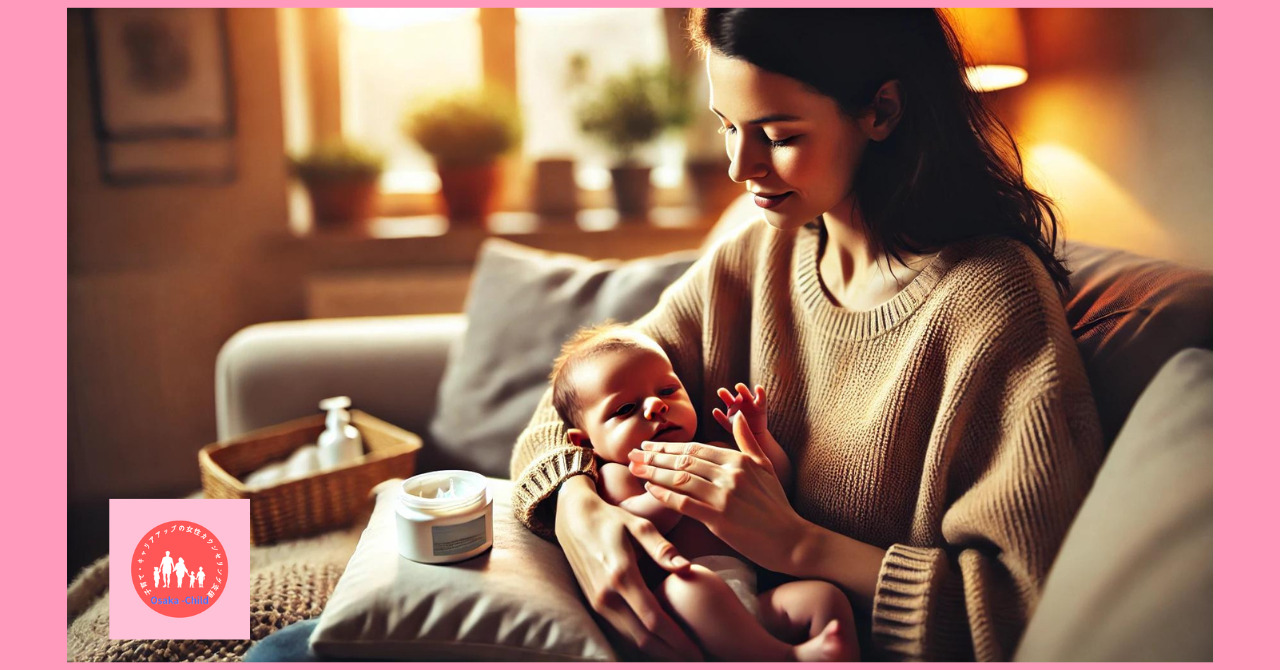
[688,8,1070,293]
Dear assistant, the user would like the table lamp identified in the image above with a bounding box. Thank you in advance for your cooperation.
[947,8,1029,92]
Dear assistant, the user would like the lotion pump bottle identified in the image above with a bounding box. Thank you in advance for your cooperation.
[318,396,363,469]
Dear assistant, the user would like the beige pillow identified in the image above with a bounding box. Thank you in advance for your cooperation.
[1015,349,1212,661]
[310,478,615,661]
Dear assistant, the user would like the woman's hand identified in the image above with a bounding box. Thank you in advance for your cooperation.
[629,414,813,574]
[554,475,703,661]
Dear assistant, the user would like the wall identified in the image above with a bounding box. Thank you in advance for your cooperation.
[1003,8,1212,269]
[67,8,306,579]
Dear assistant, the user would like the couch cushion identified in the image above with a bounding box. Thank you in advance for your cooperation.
[310,478,614,661]
[1063,242,1212,442]
[424,239,698,477]
[1014,348,1211,661]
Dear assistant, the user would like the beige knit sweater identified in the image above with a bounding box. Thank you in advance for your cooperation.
[510,219,1103,661]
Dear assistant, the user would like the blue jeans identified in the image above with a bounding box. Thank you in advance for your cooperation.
[244,619,322,662]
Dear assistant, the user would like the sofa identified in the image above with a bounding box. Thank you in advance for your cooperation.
[66,206,1212,661]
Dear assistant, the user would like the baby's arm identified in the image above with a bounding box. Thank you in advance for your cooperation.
[713,383,793,490]
[598,462,682,534]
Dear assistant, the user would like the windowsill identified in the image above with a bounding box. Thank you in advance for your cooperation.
[308,206,711,238]
[281,206,718,270]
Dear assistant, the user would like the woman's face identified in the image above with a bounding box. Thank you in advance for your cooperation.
[707,52,871,229]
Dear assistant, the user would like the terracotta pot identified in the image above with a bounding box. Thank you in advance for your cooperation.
[532,158,578,218]
[437,162,499,223]
[303,177,379,227]
[610,165,652,219]
[686,158,742,216]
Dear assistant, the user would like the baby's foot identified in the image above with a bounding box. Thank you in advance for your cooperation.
[793,619,858,662]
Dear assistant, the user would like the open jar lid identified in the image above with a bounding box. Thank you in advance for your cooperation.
[398,470,487,515]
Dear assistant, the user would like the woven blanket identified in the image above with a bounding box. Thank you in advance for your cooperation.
[67,522,363,662]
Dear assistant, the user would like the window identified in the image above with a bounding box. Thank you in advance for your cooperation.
[340,9,482,195]
[515,8,683,190]
[284,7,704,219]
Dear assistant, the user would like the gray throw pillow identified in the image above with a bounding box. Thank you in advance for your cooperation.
[310,478,615,661]
[425,239,699,477]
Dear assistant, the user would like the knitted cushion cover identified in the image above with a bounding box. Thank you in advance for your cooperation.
[66,519,364,661]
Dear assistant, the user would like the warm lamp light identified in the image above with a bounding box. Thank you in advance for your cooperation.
[1024,143,1178,260]
[946,8,1029,93]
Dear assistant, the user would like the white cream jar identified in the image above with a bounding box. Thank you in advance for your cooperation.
[395,470,493,564]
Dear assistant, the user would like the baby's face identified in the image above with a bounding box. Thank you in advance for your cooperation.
[569,343,697,464]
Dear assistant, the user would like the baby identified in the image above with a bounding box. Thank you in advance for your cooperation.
[550,323,858,662]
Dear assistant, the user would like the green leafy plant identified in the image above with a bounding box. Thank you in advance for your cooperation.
[575,62,691,164]
[402,88,523,167]
[288,141,385,182]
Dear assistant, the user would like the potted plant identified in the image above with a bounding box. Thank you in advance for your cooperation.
[403,88,522,224]
[575,63,690,218]
[288,141,385,228]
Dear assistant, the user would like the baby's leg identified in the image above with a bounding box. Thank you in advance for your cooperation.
[757,580,860,662]
[659,565,800,661]
[660,566,849,661]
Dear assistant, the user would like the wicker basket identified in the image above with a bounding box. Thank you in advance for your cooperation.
[199,410,421,545]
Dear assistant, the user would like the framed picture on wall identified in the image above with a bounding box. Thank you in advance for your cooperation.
[84,8,237,184]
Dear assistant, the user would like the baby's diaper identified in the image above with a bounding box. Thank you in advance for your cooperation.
[692,555,759,619]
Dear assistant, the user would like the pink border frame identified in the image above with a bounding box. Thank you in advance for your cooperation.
[41,1,1261,667]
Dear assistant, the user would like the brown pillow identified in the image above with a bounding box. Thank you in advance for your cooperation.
[1062,242,1212,442]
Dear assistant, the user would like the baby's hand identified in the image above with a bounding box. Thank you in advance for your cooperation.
[713,383,768,436]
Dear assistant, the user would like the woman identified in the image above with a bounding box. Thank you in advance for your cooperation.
[510,8,1103,661]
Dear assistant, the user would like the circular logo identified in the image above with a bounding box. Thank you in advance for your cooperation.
[130,520,229,618]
